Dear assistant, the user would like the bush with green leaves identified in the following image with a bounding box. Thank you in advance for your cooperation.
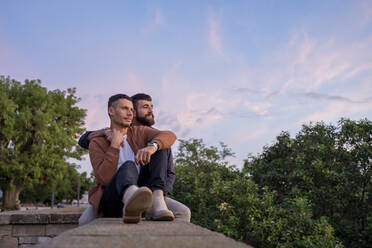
[173,139,342,247]
[243,118,372,247]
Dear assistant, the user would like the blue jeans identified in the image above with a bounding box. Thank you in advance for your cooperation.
[98,150,168,217]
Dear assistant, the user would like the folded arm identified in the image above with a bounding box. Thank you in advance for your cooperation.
[78,131,93,149]
[89,138,119,186]
[78,129,108,150]
[143,127,177,150]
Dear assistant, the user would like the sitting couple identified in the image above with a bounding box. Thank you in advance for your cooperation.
[78,93,190,224]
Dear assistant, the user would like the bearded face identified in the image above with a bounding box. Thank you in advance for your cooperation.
[135,100,155,126]
[136,113,155,126]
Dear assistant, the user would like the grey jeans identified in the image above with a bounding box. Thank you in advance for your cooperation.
[78,197,191,225]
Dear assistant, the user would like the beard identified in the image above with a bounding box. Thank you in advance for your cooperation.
[136,114,155,126]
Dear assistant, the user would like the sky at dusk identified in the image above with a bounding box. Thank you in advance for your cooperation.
[1,1,372,173]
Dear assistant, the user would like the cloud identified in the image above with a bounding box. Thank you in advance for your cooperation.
[154,9,163,25]
[358,0,372,26]
[207,11,223,56]
[300,81,372,125]
[300,92,354,103]
[342,62,372,79]
[232,87,280,99]
[161,61,182,90]
[279,33,351,91]
[228,126,269,145]
[243,100,272,116]
[141,8,164,34]
[156,111,181,133]
[177,92,226,128]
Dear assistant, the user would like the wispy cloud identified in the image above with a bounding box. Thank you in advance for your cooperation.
[358,0,372,26]
[228,126,269,145]
[243,100,272,116]
[280,33,351,91]
[298,92,372,104]
[300,81,372,125]
[207,11,223,56]
[161,61,182,90]
[232,87,280,99]
[154,9,163,25]
[141,8,164,34]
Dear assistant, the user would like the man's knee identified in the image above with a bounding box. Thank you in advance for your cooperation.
[78,205,95,226]
[118,160,138,173]
[180,206,191,222]
[148,150,168,175]
[115,161,139,196]
[165,197,191,222]
[150,149,168,164]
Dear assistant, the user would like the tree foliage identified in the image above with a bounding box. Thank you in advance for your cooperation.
[173,138,342,247]
[20,165,95,205]
[0,76,86,209]
[244,118,372,247]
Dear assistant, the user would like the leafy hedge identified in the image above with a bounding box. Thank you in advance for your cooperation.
[172,138,343,247]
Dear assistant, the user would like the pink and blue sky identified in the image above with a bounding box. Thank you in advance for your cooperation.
[1,1,372,173]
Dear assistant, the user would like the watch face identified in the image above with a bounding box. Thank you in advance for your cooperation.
[148,141,158,150]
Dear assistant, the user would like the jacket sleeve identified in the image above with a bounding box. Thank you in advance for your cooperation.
[78,131,93,150]
[143,126,177,150]
[78,129,107,150]
[89,138,119,186]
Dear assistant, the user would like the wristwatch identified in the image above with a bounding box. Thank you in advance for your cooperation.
[147,141,159,151]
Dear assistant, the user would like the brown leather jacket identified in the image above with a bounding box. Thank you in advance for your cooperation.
[88,125,176,216]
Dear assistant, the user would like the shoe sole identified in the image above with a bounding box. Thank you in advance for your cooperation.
[123,187,152,224]
[150,210,175,221]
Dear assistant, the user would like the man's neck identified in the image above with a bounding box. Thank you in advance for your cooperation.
[110,123,128,135]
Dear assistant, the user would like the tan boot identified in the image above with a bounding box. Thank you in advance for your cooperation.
[146,189,174,221]
[122,185,152,224]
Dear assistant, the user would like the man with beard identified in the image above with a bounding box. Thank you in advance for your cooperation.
[78,93,190,225]
[84,94,177,224]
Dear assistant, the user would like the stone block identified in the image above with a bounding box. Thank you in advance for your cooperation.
[19,245,36,248]
[0,225,11,237]
[0,215,11,225]
[18,236,39,244]
[50,213,80,224]
[0,236,18,248]
[12,224,45,237]
[46,224,78,236]
[38,236,52,244]
[10,214,49,224]
[18,236,52,245]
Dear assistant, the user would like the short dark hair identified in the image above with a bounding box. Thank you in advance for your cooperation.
[131,93,152,110]
[108,94,132,108]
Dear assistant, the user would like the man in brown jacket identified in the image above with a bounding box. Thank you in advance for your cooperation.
[88,94,177,223]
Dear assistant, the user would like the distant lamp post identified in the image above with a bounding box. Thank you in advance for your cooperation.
[77,173,80,207]
[51,191,55,209]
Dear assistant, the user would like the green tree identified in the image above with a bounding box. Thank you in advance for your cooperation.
[54,166,94,204]
[0,76,86,210]
[244,118,372,247]
[173,138,342,247]
[20,164,94,205]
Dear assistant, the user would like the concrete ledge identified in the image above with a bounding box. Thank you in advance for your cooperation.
[42,218,252,248]
[0,208,84,248]
[0,208,84,225]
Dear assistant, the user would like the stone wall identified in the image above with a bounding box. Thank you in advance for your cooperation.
[0,208,84,248]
